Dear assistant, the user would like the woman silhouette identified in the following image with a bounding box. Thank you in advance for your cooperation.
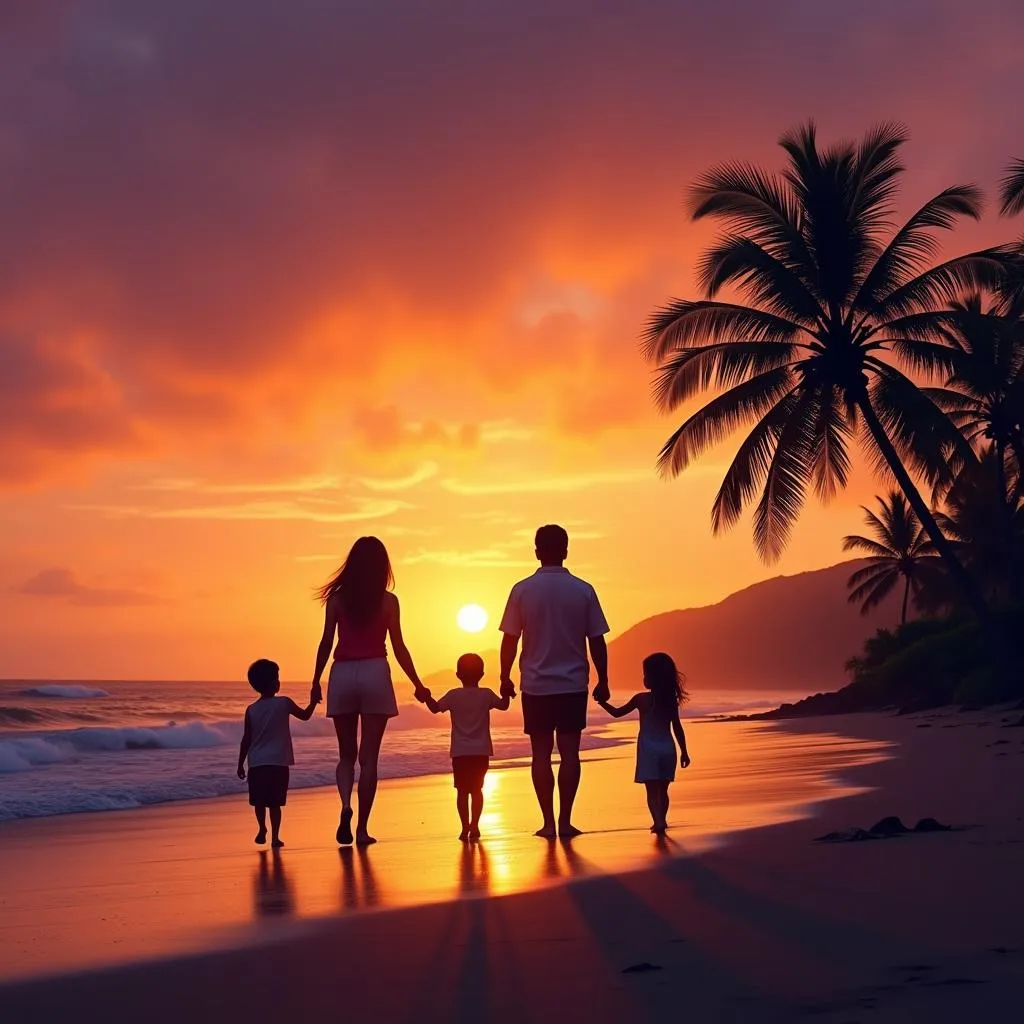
[312,537,429,845]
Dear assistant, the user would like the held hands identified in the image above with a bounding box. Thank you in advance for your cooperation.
[499,677,516,700]
[413,684,431,703]
[311,682,323,705]
[591,680,610,704]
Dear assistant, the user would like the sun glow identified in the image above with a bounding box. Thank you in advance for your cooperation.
[456,603,489,633]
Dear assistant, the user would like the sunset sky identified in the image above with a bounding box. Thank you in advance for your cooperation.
[1,1,1021,681]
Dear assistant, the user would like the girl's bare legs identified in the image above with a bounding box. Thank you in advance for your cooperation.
[269,806,283,848]
[661,784,671,831]
[456,791,471,840]
[644,782,659,831]
[333,714,358,844]
[254,806,267,844]
[355,714,388,845]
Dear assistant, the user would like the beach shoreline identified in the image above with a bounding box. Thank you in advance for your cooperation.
[3,708,1022,1021]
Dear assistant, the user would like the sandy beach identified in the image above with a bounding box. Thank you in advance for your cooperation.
[2,709,1023,1022]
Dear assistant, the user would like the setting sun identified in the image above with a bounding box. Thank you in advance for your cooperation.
[456,604,489,633]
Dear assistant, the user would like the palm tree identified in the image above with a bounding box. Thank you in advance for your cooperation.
[1000,159,1024,217]
[644,121,1012,631]
[923,293,1024,505]
[843,492,934,625]
[935,448,1024,605]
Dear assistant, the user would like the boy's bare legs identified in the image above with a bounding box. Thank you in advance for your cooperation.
[355,714,388,845]
[530,731,556,838]
[333,714,358,844]
[469,789,483,840]
[456,791,471,840]
[556,730,582,838]
[254,806,267,844]
[269,806,283,848]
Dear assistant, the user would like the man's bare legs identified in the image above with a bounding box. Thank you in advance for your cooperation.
[355,714,388,845]
[556,730,582,838]
[456,791,471,840]
[254,805,267,844]
[530,731,556,838]
[333,714,358,844]
[469,790,483,839]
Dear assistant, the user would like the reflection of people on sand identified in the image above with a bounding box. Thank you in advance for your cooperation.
[542,839,586,882]
[252,849,294,918]
[338,845,382,911]
[457,841,490,896]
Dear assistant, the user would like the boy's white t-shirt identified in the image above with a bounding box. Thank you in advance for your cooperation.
[246,696,295,767]
[435,686,503,757]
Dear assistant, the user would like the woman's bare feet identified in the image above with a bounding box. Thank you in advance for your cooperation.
[468,825,481,841]
[558,823,582,839]
[355,832,377,846]
[255,830,267,845]
[459,829,469,842]
[336,808,354,846]
[271,838,285,848]
[534,824,557,839]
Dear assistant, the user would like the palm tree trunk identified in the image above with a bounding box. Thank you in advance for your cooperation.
[995,439,1013,603]
[900,575,910,626]
[856,396,996,628]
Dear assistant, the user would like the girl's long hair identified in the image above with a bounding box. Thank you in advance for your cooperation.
[642,652,688,715]
[317,536,394,624]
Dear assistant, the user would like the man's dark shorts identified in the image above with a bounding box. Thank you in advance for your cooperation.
[521,692,588,736]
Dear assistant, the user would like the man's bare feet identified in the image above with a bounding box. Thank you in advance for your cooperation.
[271,838,285,848]
[255,830,267,845]
[558,823,582,839]
[355,832,377,846]
[535,824,557,839]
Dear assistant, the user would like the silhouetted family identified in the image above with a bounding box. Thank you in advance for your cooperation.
[237,525,690,849]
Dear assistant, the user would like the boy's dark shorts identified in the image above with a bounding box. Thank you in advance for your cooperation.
[521,691,588,736]
[452,755,489,793]
[248,765,289,807]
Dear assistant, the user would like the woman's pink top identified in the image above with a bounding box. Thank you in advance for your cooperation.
[334,601,389,661]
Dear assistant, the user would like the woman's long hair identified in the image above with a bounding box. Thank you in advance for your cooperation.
[317,537,394,623]
[642,652,688,715]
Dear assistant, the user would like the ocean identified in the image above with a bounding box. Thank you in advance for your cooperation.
[0,679,795,822]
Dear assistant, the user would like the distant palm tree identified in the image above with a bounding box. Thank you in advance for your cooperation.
[644,121,1012,630]
[923,294,1024,504]
[999,159,1024,217]
[843,492,934,625]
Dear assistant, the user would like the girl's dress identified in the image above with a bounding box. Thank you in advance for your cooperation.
[635,694,677,783]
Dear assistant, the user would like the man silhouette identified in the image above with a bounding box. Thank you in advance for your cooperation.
[499,525,610,838]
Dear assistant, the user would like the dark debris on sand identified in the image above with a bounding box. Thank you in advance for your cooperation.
[814,816,953,842]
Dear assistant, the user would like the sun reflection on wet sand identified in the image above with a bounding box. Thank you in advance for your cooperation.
[0,720,890,981]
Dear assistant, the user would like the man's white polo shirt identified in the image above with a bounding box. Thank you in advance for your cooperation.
[499,567,609,696]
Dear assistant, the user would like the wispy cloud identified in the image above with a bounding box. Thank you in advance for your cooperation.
[72,498,410,523]
[441,469,650,496]
[15,568,161,607]
[479,421,536,444]
[138,475,342,495]
[402,547,535,569]
[359,462,438,492]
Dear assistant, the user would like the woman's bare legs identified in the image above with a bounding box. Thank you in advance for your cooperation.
[333,714,358,844]
[355,714,389,845]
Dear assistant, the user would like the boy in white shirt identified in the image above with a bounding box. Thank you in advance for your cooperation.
[426,653,511,841]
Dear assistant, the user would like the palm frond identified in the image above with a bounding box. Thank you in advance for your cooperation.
[854,187,983,309]
[999,159,1024,217]
[656,367,796,477]
[810,385,854,501]
[751,387,817,561]
[651,341,798,411]
[847,568,900,611]
[842,535,897,558]
[642,300,807,361]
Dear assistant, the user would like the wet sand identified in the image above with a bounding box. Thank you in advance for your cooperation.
[2,710,1023,1021]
